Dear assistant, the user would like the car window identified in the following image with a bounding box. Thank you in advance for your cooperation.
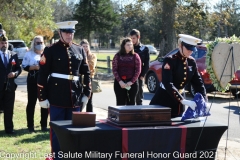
[146,45,152,49]
[191,48,206,59]
[10,42,26,48]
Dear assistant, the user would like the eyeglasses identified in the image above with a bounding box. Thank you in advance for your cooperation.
[35,42,43,45]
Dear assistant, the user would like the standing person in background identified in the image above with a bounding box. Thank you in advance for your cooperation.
[129,29,150,105]
[112,37,141,105]
[22,35,49,133]
[80,39,97,112]
[37,21,91,160]
[0,35,22,134]
[0,24,14,51]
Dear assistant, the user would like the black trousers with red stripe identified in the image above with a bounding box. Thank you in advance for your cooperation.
[114,79,139,105]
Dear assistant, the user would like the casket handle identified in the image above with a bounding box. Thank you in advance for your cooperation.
[109,114,117,121]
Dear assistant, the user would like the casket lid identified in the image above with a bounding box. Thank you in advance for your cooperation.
[108,105,171,112]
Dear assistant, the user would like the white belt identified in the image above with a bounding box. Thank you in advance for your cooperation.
[51,73,79,81]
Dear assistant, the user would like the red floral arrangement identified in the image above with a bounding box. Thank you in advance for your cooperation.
[11,59,16,65]
[121,75,126,80]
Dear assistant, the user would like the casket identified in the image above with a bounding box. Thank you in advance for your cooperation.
[107,105,171,126]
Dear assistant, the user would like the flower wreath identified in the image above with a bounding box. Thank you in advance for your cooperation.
[206,35,240,92]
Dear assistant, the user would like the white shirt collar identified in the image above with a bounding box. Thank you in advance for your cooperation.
[0,50,8,55]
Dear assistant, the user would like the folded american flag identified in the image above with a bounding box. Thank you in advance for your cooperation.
[181,93,211,121]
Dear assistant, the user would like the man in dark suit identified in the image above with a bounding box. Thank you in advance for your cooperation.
[129,29,150,105]
[0,35,22,134]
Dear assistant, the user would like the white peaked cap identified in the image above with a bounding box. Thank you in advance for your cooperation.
[179,34,202,46]
[56,21,78,29]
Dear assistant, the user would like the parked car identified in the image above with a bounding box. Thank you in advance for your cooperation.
[8,40,28,64]
[145,46,240,98]
[146,45,158,55]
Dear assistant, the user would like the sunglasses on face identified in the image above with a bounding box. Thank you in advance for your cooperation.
[35,42,43,45]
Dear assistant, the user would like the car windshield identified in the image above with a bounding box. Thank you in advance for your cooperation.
[10,42,26,48]
[191,49,206,59]
[164,48,206,60]
[147,45,153,49]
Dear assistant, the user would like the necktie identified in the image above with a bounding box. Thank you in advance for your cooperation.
[3,53,8,68]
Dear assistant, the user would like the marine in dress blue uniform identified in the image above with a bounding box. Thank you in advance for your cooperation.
[150,34,207,118]
[37,21,91,160]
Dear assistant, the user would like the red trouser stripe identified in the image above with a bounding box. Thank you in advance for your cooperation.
[122,128,128,160]
[172,122,187,160]
[99,120,128,160]
[49,107,53,160]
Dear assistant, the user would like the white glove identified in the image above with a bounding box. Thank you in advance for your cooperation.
[119,81,126,88]
[181,99,197,110]
[81,95,89,111]
[39,99,50,108]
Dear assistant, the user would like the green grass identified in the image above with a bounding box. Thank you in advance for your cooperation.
[96,53,115,60]
[95,53,158,73]
[0,101,51,160]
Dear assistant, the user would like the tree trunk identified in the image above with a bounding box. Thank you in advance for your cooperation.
[87,0,92,43]
[160,0,177,56]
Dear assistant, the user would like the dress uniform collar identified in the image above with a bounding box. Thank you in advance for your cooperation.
[176,51,187,61]
[58,40,72,48]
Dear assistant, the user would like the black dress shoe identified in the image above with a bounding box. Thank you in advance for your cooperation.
[41,127,49,132]
[28,128,35,133]
[5,131,15,134]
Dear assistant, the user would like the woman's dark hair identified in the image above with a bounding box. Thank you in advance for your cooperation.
[117,37,134,55]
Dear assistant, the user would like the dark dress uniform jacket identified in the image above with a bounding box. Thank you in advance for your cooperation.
[0,51,22,91]
[37,40,91,108]
[134,43,150,77]
[150,51,206,117]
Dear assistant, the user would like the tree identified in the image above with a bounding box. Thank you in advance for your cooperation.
[144,0,162,47]
[210,0,240,38]
[175,1,213,39]
[73,0,119,43]
[0,0,56,44]
[52,0,75,22]
[160,0,177,56]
